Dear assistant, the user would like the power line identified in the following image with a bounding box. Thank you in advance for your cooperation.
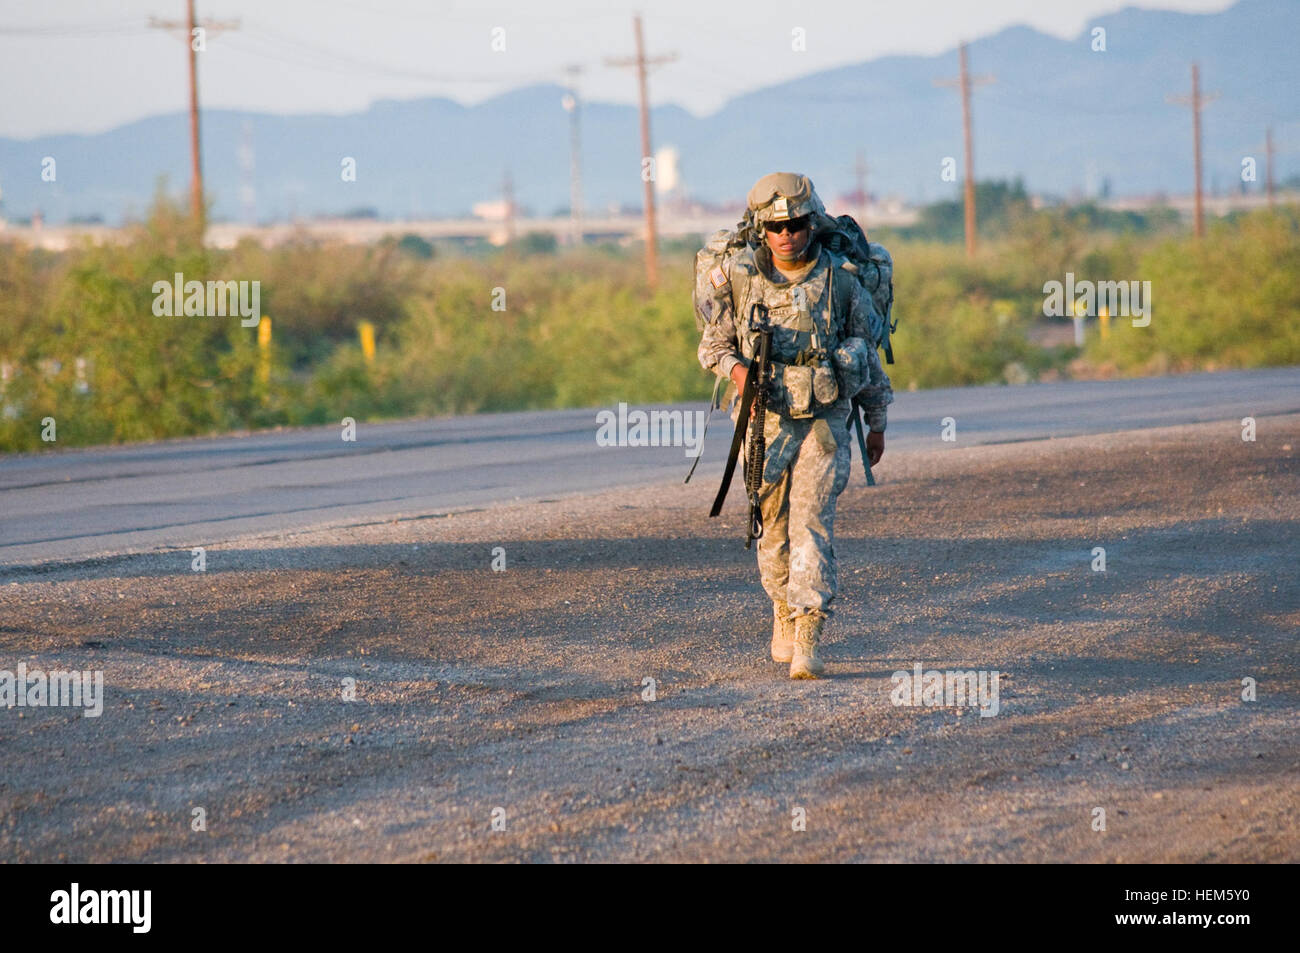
[0,18,148,37]
[231,23,551,85]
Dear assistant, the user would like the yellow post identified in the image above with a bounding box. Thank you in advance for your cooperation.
[1099,306,1110,342]
[257,315,271,386]
[358,320,376,364]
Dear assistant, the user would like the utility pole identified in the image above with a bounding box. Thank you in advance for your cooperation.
[849,150,868,228]
[1265,126,1276,209]
[184,0,201,226]
[238,120,256,226]
[1168,63,1218,238]
[606,15,676,288]
[150,2,239,232]
[503,169,516,246]
[562,65,585,247]
[936,43,993,258]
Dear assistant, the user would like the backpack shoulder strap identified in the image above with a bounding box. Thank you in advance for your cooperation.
[694,228,752,332]
[728,244,759,330]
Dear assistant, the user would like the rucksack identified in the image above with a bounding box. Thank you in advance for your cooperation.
[693,213,897,364]
[820,215,896,365]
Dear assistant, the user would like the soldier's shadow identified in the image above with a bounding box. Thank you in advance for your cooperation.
[822,665,900,681]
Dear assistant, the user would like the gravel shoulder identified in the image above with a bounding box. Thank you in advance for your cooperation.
[1,414,1296,862]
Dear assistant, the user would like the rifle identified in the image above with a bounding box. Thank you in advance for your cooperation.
[742,324,772,548]
[710,304,773,548]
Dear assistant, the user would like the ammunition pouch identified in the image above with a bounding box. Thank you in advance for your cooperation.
[769,356,839,419]
[813,363,839,405]
[782,363,814,418]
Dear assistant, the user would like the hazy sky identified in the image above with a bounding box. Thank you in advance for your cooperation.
[0,0,1236,139]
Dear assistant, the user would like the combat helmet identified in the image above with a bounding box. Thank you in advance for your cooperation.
[744,172,835,239]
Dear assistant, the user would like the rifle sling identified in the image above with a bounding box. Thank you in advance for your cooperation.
[683,374,726,485]
[709,364,758,518]
[851,398,876,487]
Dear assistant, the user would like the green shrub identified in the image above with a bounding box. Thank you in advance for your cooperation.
[2,195,1295,452]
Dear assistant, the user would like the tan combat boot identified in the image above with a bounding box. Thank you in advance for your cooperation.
[771,600,795,663]
[789,612,826,679]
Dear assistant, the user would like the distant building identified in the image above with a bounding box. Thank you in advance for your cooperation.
[655,146,691,213]
[472,199,510,221]
[655,146,682,196]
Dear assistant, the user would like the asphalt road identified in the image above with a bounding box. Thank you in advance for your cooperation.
[0,407,1295,862]
[2,367,1298,570]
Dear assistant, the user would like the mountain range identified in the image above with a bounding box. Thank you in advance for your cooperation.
[1,0,1296,225]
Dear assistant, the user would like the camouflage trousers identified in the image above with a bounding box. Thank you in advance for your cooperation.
[746,408,853,618]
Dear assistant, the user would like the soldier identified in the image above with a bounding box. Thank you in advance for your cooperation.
[697,172,893,678]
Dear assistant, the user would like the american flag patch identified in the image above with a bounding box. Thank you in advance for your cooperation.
[708,265,728,289]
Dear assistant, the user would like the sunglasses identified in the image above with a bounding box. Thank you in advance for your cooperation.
[766,216,810,235]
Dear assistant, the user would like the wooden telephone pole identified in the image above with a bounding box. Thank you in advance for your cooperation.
[562,65,585,246]
[606,15,676,288]
[936,43,993,258]
[150,1,238,231]
[1265,126,1276,209]
[849,150,868,229]
[503,169,516,245]
[1168,63,1219,238]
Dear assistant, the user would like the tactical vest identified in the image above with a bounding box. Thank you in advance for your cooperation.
[725,244,851,364]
